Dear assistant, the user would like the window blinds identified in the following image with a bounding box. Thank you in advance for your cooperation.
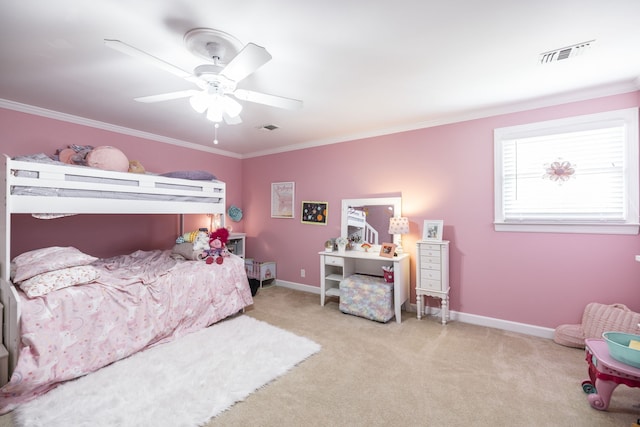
[501,124,626,222]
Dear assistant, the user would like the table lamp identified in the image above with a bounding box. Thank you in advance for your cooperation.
[388,217,410,253]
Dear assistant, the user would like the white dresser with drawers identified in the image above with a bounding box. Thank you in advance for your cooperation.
[416,240,450,325]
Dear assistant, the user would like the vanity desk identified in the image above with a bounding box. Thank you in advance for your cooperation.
[319,250,410,323]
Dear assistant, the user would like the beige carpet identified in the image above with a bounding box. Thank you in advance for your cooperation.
[2,286,639,426]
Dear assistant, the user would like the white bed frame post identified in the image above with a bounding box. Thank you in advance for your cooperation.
[1,155,10,283]
[1,155,19,382]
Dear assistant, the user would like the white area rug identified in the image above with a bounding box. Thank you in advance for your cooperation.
[14,316,321,427]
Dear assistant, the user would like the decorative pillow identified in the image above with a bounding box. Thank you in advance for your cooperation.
[160,170,217,181]
[171,242,201,261]
[12,246,98,283]
[18,265,100,298]
[85,146,129,172]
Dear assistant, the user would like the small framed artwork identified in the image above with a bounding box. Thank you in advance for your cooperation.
[379,242,396,258]
[422,220,444,242]
[301,201,328,225]
[271,182,294,218]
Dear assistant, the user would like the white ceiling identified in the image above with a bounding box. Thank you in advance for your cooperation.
[1,1,640,158]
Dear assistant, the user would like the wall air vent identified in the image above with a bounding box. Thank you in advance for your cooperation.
[539,40,595,64]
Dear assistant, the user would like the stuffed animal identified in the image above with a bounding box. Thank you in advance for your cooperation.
[55,144,94,165]
[55,144,130,172]
[128,160,145,174]
[175,228,210,251]
[202,227,231,264]
[176,230,200,244]
[192,229,210,252]
[209,227,229,247]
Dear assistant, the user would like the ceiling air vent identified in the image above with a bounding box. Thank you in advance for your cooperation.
[258,124,279,131]
[539,40,595,64]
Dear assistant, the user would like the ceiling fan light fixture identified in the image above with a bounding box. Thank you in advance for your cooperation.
[191,90,242,122]
[221,96,243,118]
[189,93,209,113]
[206,104,224,122]
[191,91,243,122]
[109,28,302,128]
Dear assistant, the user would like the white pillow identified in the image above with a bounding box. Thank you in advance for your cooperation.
[18,265,100,298]
[12,246,97,282]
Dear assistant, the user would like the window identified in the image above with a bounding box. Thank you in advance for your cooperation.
[494,107,639,234]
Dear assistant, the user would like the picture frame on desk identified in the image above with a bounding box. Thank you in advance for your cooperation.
[422,220,444,242]
[379,242,396,258]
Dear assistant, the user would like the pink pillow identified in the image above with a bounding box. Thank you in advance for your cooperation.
[86,146,129,172]
[19,265,100,298]
[12,246,97,283]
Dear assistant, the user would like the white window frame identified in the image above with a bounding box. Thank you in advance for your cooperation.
[494,107,639,234]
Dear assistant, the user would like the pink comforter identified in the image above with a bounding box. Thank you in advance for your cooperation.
[0,250,253,413]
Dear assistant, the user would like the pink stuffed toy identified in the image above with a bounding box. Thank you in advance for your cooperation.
[55,144,129,172]
[203,228,230,264]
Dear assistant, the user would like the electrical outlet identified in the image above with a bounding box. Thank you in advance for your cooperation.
[300,269,306,278]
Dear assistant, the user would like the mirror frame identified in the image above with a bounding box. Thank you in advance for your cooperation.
[341,197,402,247]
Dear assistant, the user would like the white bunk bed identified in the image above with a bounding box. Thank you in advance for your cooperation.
[0,154,253,412]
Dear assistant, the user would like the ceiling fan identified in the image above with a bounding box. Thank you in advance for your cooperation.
[104,28,303,125]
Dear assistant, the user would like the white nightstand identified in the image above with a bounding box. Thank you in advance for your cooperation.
[228,233,246,258]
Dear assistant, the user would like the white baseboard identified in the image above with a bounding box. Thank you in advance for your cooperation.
[272,281,555,340]
[273,280,320,294]
[408,303,555,339]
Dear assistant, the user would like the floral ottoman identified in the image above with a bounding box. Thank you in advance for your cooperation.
[339,274,394,323]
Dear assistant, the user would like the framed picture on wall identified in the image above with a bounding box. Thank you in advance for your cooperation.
[422,220,444,242]
[379,242,396,258]
[271,182,295,218]
[301,201,328,225]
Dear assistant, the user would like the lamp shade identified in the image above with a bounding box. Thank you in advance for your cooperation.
[388,217,409,235]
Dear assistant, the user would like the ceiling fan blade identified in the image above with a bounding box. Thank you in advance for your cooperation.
[221,43,272,82]
[104,39,192,79]
[233,89,303,110]
[134,90,198,103]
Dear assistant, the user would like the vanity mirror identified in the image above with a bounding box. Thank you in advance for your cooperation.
[341,197,402,249]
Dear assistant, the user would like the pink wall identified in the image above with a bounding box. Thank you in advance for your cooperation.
[243,91,640,328]
[0,108,243,258]
[2,92,639,330]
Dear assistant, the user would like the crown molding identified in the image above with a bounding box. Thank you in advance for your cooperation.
[3,77,639,160]
[0,99,242,159]
[243,79,640,158]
